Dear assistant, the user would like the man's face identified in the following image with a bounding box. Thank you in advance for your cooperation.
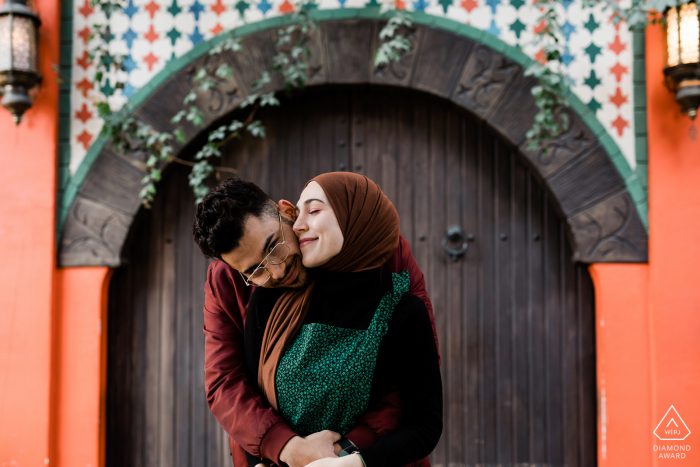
[221,210,310,288]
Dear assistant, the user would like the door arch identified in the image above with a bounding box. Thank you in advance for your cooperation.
[58,16,648,268]
[107,86,596,467]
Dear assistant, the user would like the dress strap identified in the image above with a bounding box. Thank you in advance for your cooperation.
[367,270,410,336]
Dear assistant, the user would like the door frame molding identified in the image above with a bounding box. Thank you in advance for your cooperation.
[57,9,648,267]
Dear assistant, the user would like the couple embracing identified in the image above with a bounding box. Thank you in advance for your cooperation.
[193,172,443,467]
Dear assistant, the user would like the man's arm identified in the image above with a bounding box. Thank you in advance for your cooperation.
[203,261,297,464]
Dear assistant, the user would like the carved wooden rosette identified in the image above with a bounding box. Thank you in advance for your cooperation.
[58,19,648,267]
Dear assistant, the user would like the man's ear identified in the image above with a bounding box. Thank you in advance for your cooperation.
[278,199,297,222]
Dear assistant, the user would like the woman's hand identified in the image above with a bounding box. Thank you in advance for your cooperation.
[305,453,364,467]
[280,431,341,467]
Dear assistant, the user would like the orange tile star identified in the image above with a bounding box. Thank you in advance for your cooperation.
[76,78,93,97]
[211,0,226,15]
[144,24,159,43]
[76,50,92,70]
[609,88,628,108]
[78,26,91,44]
[279,0,293,13]
[78,0,94,17]
[535,48,546,64]
[77,130,93,150]
[75,103,93,123]
[610,63,628,82]
[143,52,159,71]
[611,115,629,136]
[211,23,224,35]
[609,35,626,55]
[460,0,476,11]
[144,0,160,18]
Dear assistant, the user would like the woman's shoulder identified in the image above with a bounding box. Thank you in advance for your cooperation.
[393,292,430,324]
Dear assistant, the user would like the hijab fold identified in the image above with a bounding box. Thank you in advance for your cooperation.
[257,172,400,409]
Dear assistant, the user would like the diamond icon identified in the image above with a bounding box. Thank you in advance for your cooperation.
[654,405,691,441]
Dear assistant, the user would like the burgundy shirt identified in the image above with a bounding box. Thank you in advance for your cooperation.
[203,235,439,466]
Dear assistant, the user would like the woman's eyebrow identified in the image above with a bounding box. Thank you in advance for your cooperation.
[295,198,326,211]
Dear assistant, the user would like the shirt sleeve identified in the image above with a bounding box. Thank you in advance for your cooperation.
[203,261,296,464]
[359,294,444,467]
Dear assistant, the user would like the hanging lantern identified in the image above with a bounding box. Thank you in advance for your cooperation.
[663,2,700,119]
[0,0,42,125]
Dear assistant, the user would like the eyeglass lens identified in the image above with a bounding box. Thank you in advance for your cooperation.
[248,244,290,284]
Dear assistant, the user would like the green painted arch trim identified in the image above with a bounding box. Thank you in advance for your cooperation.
[58,7,648,235]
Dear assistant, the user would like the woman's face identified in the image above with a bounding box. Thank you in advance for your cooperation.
[293,181,344,268]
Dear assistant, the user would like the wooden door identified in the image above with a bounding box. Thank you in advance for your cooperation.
[107,87,596,467]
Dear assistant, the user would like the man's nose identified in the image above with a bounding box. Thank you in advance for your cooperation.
[267,262,287,280]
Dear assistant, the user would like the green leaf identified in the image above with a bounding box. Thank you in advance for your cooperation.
[208,125,228,142]
[160,145,173,160]
[174,127,186,143]
[260,92,280,107]
[96,102,111,117]
[247,120,266,138]
[171,110,187,124]
[195,68,207,81]
[228,120,244,132]
[215,64,234,80]
[240,93,259,108]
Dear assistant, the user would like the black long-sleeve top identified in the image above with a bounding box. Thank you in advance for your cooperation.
[244,268,443,467]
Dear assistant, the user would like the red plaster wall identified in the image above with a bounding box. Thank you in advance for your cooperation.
[52,268,111,467]
[589,264,652,467]
[0,0,60,463]
[645,24,700,466]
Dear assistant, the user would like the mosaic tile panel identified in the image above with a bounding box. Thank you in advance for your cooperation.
[69,0,637,174]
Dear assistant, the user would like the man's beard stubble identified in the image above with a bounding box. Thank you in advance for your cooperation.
[268,254,310,289]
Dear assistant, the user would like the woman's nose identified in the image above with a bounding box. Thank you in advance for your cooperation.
[293,214,307,234]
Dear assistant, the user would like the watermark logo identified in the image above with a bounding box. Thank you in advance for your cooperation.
[654,405,691,441]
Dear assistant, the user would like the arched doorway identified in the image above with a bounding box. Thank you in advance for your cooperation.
[107,86,596,467]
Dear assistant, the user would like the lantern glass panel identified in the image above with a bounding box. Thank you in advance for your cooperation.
[11,15,36,72]
[667,7,681,66]
[679,2,699,64]
[0,15,11,71]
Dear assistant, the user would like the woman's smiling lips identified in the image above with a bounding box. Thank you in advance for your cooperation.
[298,237,318,248]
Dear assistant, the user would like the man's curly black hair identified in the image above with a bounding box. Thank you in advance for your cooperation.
[192,177,278,260]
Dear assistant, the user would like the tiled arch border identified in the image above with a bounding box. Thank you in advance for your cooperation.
[57,9,649,266]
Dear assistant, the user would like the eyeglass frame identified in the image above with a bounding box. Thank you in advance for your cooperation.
[238,212,290,287]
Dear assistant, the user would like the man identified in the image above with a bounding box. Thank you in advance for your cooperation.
[192,177,439,467]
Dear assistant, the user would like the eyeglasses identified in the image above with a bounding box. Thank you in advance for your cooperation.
[238,212,291,287]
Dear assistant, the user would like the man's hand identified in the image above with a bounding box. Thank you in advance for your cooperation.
[279,430,341,467]
[305,453,364,467]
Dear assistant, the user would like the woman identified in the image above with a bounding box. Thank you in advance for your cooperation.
[245,173,442,467]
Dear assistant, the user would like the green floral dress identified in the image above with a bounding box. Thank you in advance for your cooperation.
[275,270,410,436]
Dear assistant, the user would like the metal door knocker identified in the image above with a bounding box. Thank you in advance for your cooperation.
[442,225,468,261]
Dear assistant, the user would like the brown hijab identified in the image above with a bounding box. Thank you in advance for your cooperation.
[257,172,400,409]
